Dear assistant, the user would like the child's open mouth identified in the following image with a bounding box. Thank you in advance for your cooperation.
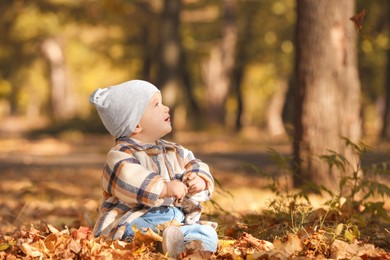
[165,116,170,122]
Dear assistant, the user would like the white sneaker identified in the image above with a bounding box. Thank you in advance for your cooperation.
[162,226,185,259]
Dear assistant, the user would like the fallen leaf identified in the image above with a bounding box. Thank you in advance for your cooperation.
[184,240,202,254]
[19,242,44,258]
[156,219,181,232]
[273,233,303,257]
[0,242,14,252]
[218,239,236,249]
[44,233,58,252]
[68,239,81,254]
[47,224,59,234]
[133,227,162,247]
[241,232,274,252]
[71,226,93,240]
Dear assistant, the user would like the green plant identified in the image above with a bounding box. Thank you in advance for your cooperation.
[319,138,390,225]
[266,192,313,234]
[244,138,389,248]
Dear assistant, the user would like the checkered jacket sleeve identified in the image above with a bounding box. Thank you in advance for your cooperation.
[181,147,215,196]
[102,147,165,207]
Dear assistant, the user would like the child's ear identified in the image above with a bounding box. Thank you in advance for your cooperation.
[133,124,142,134]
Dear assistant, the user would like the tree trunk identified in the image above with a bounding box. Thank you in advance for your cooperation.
[181,52,201,126]
[156,0,182,98]
[266,80,288,136]
[232,64,244,131]
[293,0,362,191]
[156,0,201,131]
[377,1,390,139]
[140,26,153,81]
[381,36,390,139]
[41,37,74,120]
[203,0,237,127]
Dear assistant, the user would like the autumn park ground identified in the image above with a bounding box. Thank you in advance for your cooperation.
[0,116,390,259]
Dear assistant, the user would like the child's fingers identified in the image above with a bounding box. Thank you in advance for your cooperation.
[188,181,204,193]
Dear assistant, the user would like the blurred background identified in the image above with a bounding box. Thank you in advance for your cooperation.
[0,0,389,137]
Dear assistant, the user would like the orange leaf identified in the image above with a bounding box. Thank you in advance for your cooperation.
[133,227,162,246]
[71,226,93,240]
[350,9,367,31]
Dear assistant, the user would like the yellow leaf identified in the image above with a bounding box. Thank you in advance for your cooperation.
[0,242,14,251]
[335,223,344,236]
[133,227,162,246]
[344,229,356,243]
[90,240,103,255]
[218,239,236,249]
[132,243,149,255]
[47,224,59,234]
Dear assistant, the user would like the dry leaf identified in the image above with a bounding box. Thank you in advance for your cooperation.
[133,227,162,247]
[274,233,303,257]
[350,9,367,31]
[240,232,274,251]
[44,233,58,252]
[331,239,385,259]
[185,240,202,254]
[47,224,59,234]
[19,242,44,258]
[156,219,181,232]
[218,239,236,249]
[182,250,212,260]
[68,239,81,254]
[0,242,14,252]
[71,226,93,240]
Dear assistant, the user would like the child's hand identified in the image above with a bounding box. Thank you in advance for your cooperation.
[162,180,188,199]
[185,172,206,194]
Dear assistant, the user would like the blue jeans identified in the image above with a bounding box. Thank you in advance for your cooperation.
[122,206,218,252]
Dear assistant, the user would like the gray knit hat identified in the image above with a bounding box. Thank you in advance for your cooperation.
[89,80,160,137]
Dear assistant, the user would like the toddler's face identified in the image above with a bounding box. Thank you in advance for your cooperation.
[138,92,172,141]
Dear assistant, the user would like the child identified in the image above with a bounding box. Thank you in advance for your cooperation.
[89,80,218,259]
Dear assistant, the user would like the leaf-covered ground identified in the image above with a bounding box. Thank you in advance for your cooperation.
[0,124,389,259]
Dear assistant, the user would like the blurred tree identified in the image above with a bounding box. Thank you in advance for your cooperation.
[0,0,86,118]
[383,47,390,139]
[203,0,237,128]
[352,0,390,138]
[266,80,288,136]
[156,0,200,129]
[293,0,361,191]
[381,2,390,139]
[0,1,34,115]
[41,37,73,120]
[231,0,295,133]
[6,0,389,141]
[157,0,182,94]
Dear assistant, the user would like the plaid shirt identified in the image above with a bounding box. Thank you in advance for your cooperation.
[93,136,214,239]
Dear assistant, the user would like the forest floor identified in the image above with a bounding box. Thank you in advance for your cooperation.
[0,116,389,258]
